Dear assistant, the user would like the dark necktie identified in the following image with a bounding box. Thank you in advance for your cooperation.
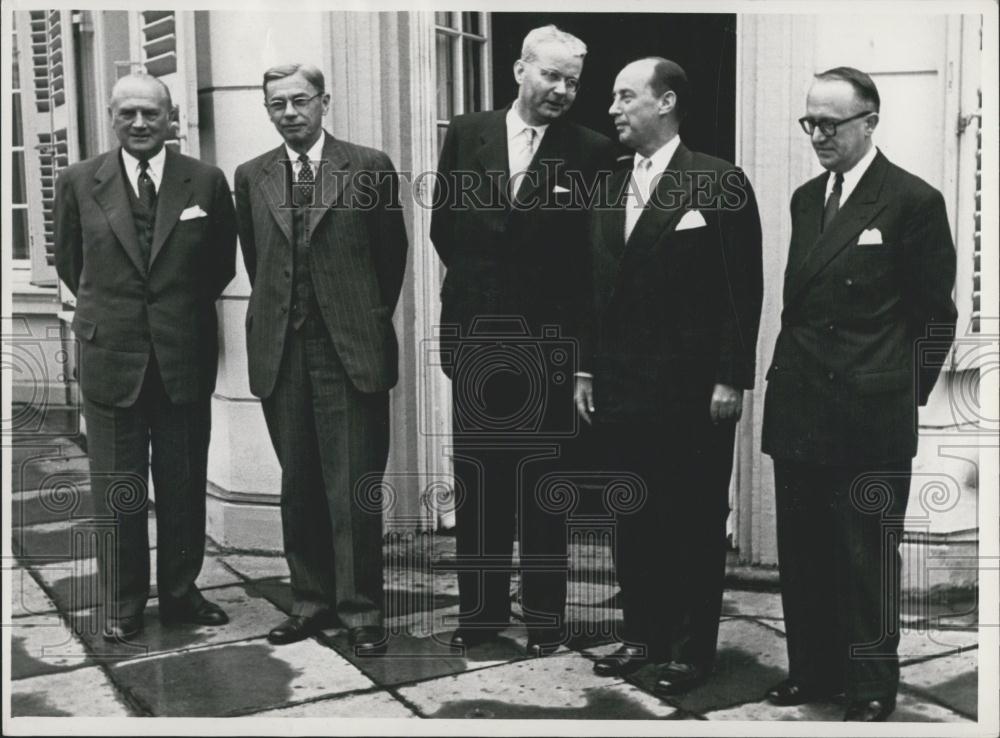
[822,172,844,232]
[138,159,157,212]
[294,153,315,207]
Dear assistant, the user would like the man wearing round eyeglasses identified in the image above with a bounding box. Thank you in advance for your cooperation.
[431,25,616,657]
[234,63,408,653]
[762,67,957,721]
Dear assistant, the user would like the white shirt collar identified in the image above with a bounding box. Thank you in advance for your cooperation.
[633,134,682,179]
[506,105,549,146]
[285,130,326,170]
[827,144,878,205]
[120,145,166,196]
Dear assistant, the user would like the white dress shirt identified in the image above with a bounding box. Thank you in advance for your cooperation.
[506,105,548,197]
[120,146,166,197]
[825,143,878,206]
[625,134,682,241]
[285,130,326,179]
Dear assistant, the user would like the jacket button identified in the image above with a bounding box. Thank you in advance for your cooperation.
[845,278,854,286]
[827,323,835,332]
[827,371,835,380]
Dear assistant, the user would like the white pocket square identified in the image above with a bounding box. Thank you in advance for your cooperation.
[676,209,707,231]
[552,184,570,193]
[179,205,208,221]
[857,227,883,245]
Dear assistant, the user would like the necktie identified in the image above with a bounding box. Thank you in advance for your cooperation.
[294,153,315,207]
[137,159,157,212]
[822,172,844,232]
[510,127,537,199]
[625,158,652,242]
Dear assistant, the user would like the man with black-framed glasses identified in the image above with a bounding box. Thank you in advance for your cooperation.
[234,63,407,652]
[762,66,957,721]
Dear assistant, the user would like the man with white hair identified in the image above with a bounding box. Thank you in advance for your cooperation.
[431,25,617,656]
[55,73,237,642]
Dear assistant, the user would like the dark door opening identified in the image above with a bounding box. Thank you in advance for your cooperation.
[491,12,737,163]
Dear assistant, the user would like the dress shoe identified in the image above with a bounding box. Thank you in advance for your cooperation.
[844,697,895,722]
[765,678,840,706]
[103,614,143,642]
[654,661,708,696]
[268,614,327,645]
[159,596,229,626]
[349,625,387,655]
[593,644,649,677]
[450,628,501,649]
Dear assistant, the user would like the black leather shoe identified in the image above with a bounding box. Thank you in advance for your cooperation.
[103,614,143,642]
[268,614,326,645]
[765,678,841,706]
[349,625,387,655]
[450,628,501,649]
[593,645,649,677]
[159,596,229,626]
[654,661,708,696]
[844,698,895,722]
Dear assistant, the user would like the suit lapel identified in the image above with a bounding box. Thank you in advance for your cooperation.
[621,142,692,261]
[256,146,294,244]
[309,133,351,234]
[149,148,193,268]
[475,111,511,207]
[784,152,890,305]
[93,150,147,277]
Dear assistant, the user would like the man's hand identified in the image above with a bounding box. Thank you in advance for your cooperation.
[574,376,595,425]
[709,383,743,423]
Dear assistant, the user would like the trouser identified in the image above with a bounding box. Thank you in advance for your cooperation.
[773,458,912,701]
[261,314,388,627]
[84,352,211,620]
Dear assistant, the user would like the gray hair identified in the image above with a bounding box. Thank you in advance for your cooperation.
[520,25,587,63]
[109,72,173,110]
[262,63,326,96]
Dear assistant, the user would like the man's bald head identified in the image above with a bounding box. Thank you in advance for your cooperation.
[110,73,173,112]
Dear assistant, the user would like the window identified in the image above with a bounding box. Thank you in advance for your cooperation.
[434,12,490,152]
[11,28,29,265]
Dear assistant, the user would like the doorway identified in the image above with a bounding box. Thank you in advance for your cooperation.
[490,12,737,162]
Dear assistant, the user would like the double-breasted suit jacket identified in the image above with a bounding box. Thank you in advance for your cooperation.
[56,147,237,406]
[762,150,958,464]
[235,133,407,398]
[580,142,763,667]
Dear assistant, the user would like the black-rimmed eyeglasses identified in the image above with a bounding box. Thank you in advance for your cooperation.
[527,62,580,94]
[798,110,875,137]
[265,93,322,116]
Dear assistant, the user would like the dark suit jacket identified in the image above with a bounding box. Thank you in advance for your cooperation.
[581,143,764,423]
[430,109,617,371]
[761,151,958,464]
[234,133,408,398]
[54,147,237,407]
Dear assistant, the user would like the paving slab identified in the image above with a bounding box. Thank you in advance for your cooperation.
[625,618,790,715]
[217,553,290,581]
[722,590,785,620]
[9,665,133,717]
[13,513,158,562]
[8,566,58,618]
[8,438,85,470]
[67,582,285,663]
[704,689,972,722]
[31,553,243,612]
[898,626,977,662]
[13,454,90,498]
[901,649,978,718]
[9,614,93,679]
[253,689,418,717]
[398,651,678,719]
[110,638,374,716]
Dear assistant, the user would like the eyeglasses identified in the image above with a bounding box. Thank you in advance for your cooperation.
[798,110,875,137]
[265,93,322,115]
[527,62,580,93]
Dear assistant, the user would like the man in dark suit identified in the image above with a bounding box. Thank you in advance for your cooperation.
[430,25,617,656]
[235,63,407,651]
[578,57,763,694]
[761,67,957,722]
[54,73,236,641]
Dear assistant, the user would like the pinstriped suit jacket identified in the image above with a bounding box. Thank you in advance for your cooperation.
[234,133,408,398]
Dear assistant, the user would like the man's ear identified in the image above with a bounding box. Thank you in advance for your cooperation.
[513,59,526,85]
[659,90,677,117]
[169,104,180,138]
[865,112,880,135]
